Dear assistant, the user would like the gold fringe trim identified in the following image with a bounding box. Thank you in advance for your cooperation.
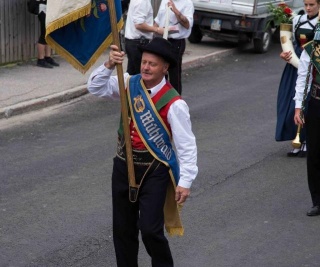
[163,173,185,237]
[46,19,124,74]
[166,227,184,237]
[46,4,92,37]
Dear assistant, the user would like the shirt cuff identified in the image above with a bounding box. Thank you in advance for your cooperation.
[100,63,114,74]
[178,179,192,189]
[295,100,302,109]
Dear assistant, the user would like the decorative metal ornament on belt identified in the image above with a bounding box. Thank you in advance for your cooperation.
[291,27,319,148]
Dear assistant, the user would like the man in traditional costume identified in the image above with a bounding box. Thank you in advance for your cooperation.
[294,19,320,216]
[275,1,319,157]
[87,37,198,266]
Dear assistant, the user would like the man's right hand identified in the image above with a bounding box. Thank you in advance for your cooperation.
[104,45,125,69]
[294,108,304,126]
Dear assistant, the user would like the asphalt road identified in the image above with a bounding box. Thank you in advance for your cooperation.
[1,42,320,267]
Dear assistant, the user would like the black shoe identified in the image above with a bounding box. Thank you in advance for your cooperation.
[287,150,300,157]
[45,57,60,67]
[306,206,320,216]
[37,59,53,68]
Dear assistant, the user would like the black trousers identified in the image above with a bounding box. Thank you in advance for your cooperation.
[125,38,149,75]
[306,97,320,206]
[125,39,142,75]
[112,157,174,267]
[167,38,186,95]
[37,11,47,45]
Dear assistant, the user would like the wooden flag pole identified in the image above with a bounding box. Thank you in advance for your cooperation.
[107,0,138,200]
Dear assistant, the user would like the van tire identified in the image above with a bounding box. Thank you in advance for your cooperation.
[188,25,203,43]
[253,28,272,53]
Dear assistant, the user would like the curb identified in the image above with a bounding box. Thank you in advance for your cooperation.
[0,48,235,120]
[0,86,88,119]
[182,48,235,70]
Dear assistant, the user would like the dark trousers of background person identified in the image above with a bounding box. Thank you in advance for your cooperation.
[112,157,174,267]
[306,97,320,207]
[125,38,149,75]
[38,11,47,45]
[167,38,186,95]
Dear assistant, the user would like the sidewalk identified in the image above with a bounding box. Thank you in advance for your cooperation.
[0,37,235,119]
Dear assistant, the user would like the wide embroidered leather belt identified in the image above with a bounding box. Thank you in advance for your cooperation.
[311,83,320,100]
[116,138,154,166]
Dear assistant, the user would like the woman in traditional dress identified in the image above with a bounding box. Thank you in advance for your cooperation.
[275,0,320,157]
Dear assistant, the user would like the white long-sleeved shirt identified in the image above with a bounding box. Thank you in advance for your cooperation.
[154,0,194,39]
[87,64,198,188]
[125,0,154,40]
[294,49,313,108]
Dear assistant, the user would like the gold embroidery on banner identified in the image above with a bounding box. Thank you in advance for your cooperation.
[133,95,145,113]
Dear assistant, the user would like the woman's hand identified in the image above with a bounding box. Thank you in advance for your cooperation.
[280,51,292,62]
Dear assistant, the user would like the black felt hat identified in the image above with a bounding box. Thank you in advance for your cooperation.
[138,37,177,68]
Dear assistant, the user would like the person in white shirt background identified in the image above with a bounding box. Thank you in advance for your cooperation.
[87,37,198,267]
[124,0,158,75]
[154,0,194,95]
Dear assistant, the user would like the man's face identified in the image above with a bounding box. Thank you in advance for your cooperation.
[140,52,169,88]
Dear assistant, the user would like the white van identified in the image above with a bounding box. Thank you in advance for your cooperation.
[189,0,305,53]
